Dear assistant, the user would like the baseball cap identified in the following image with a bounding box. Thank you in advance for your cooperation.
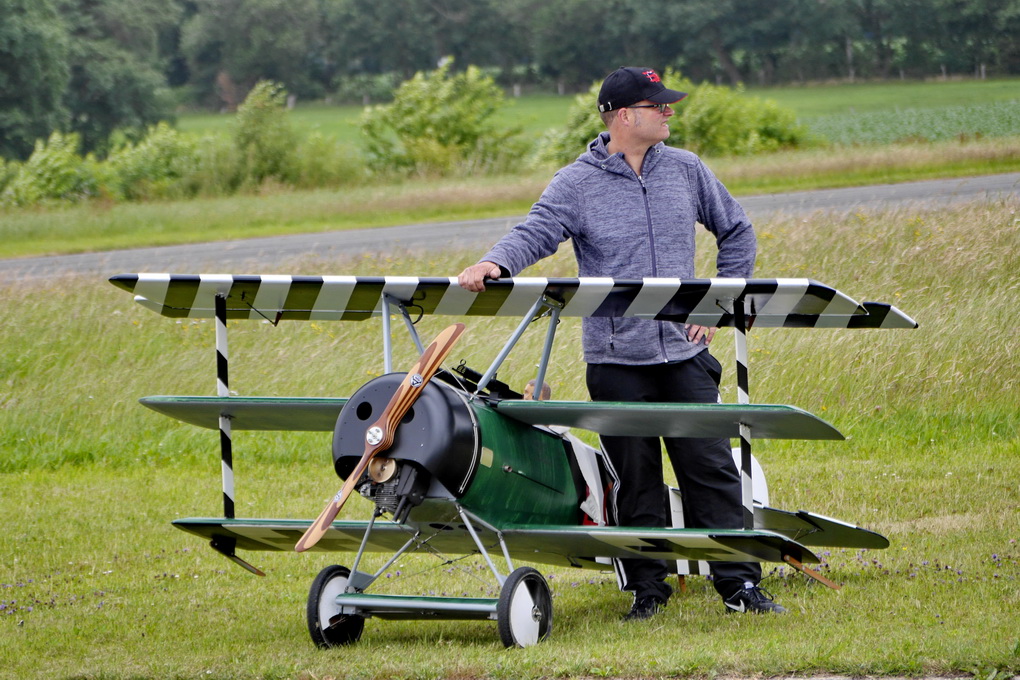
[597,67,687,113]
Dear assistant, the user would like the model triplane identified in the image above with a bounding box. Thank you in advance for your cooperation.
[110,274,916,648]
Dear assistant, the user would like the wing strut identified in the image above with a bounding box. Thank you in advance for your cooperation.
[381,293,426,373]
[475,293,562,398]
[214,293,235,520]
[458,505,516,586]
[734,296,755,530]
[532,297,563,401]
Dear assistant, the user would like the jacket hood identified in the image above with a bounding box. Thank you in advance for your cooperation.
[579,132,613,166]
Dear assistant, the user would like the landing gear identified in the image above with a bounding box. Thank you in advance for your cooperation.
[496,567,552,648]
[307,565,364,648]
[305,509,555,648]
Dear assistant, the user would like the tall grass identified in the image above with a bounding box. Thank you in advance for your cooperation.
[2,196,1018,678]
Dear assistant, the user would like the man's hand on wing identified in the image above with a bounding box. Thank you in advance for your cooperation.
[457,261,502,292]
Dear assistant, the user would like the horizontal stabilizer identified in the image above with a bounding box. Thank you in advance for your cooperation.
[141,396,346,430]
[494,401,844,440]
[109,274,917,329]
[755,505,889,549]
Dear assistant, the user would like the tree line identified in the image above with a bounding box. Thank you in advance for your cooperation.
[3,0,1019,160]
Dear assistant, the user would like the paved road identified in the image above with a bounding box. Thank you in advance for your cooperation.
[2,172,1017,282]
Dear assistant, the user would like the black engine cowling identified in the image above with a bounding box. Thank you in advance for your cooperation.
[332,373,480,501]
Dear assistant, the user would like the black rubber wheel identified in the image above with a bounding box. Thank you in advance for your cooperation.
[496,566,552,648]
[307,565,365,648]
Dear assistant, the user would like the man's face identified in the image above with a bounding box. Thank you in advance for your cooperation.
[628,100,674,144]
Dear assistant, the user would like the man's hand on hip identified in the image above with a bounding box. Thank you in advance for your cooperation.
[686,324,717,345]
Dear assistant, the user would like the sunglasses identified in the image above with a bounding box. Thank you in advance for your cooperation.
[627,103,671,113]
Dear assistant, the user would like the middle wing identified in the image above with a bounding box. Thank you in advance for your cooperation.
[493,400,844,440]
[140,395,347,430]
[142,396,843,440]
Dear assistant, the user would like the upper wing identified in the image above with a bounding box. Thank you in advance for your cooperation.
[172,517,819,569]
[109,274,918,329]
[493,401,843,440]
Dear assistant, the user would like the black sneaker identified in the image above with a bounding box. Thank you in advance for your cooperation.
[622,595,666,621]
[723,585,787,614]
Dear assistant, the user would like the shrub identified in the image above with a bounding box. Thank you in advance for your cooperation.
[234,80,299,186]
[536,70,811,165]
[359,60,528,176]
[0,157,19,195]
[181,133,245,197]
[677,82,813,156]
[291,132,367,189]
[102,122,199,200]
[0,131,96,206]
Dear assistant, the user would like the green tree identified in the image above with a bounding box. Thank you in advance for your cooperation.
[57,0,179,155]
[180,0,322,108]
[528,0,636,89]
[319,0,437,87]
[359,61,527,175]
[996,0,1020,72]
[0,0,70,159]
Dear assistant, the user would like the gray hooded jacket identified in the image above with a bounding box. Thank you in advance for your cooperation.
[481,132,756,365]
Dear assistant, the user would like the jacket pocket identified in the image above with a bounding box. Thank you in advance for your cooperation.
[694,349,723,386]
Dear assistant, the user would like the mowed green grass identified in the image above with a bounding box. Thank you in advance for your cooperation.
[176,93,573,146]
[176,79,1020,143]
[1,196,1018,679]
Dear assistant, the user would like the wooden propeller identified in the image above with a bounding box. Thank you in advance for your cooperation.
[295,323,466,552]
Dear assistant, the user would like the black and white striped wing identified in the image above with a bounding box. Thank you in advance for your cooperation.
[109,274,918,329]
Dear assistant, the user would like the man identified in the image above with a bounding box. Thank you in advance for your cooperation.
[457,67,785,619]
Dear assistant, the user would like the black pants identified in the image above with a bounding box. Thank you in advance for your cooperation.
[586,352,761,601]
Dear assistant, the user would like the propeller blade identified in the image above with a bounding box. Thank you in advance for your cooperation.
[295,323,466,552]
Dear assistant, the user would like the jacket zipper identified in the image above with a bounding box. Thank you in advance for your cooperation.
[638,174,669,362]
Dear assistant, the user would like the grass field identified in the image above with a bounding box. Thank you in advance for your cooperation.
[3,78,1018,260]
[747,78,1020,117]
[1,192,1018,678]
[2,135,1019,260]
[176,93,574,146]
[176,78,1020,144]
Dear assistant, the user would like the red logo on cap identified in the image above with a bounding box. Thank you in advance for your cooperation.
[642,70,661,83]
